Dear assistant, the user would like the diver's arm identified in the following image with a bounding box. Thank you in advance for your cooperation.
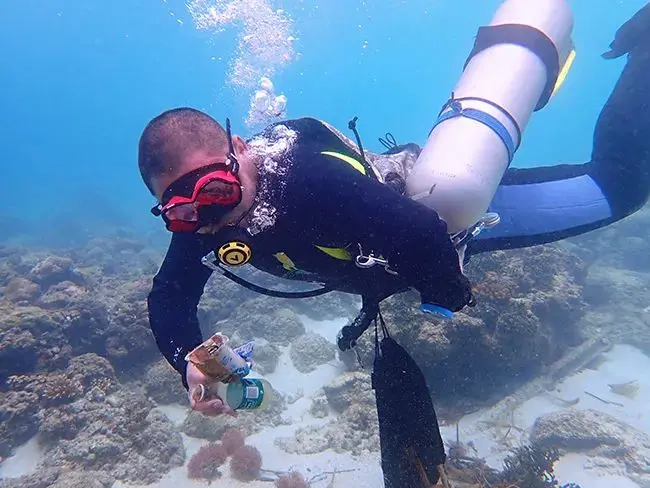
[289,155,472,312]
[147,232,214,386]
[469,6,650,255]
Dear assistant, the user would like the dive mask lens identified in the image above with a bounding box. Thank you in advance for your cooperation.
[164,202,199,223]
[194,178,241,205]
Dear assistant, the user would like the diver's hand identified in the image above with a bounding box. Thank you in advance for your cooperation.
[602,3,650,59]
[186,362,237,418]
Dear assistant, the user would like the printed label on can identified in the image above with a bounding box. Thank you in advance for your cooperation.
[236,378,265,410]
[232,341,255,362]
[216,344,248,375]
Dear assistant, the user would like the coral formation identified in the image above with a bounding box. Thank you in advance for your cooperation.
[232,305,306,345]
[230,444,263,482]
[37,390,186,484]
[277,371,379,455]
[187,442,229,482]
[221,427,246,455]
[0,468,115,488]
[339,244,588,406]
[8,372,83,407]
[289,332,336,373]
[0,390,40,458]
[275,471,310,488]
[182,410,242,441]
[143,359,188,405]
[4,276,41,303]
[247,339,281,374]
[2,205,646,487]
[445,442,582,488]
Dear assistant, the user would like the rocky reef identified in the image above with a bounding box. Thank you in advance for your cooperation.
[1,203,650,486]
[338,244,588,410]
[0,235,347,484]
[276,371,380,456]
[531,409,650,487]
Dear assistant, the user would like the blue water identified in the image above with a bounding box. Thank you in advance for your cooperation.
[0,0,645,239]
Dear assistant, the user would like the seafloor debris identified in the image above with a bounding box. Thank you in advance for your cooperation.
[444,442,582,488]
[607,379,639,399]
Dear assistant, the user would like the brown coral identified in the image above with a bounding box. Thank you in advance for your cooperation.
[473,271,513,302]
[187,442,228,482]
[230,444,262,482]
[8,372,82,407]
[4,277,41,303]
[220,427,246,455]
[275,471,310,488]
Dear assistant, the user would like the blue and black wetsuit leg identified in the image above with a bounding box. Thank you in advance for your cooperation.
[468,14,650,256]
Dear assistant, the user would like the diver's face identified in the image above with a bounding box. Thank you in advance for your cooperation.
[149,136,256,234]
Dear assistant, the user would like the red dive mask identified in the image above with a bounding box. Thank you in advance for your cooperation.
[151,119,243,233]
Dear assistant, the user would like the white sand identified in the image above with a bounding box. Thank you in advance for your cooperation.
[439,343,650,487]
[3,313,650,488]
[554,453,640,488]
[0,436,44,479]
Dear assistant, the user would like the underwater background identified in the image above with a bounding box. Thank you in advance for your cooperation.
[0,0,642,238]
[2,1,650,487]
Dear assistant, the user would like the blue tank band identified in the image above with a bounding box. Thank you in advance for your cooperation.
[433,99,517,165]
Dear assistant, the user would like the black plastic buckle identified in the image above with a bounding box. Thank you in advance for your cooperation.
[336,307,377,352]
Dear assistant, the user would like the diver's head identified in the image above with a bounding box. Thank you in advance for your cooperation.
[138,107,257,233]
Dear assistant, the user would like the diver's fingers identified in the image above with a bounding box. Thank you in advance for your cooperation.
[191,396,238,418]
[202,398,239,418]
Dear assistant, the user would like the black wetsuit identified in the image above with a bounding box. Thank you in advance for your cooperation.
[149,13,650,383]
[148,117,471,377]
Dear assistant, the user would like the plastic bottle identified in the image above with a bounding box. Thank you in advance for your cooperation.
[220,377,274,411]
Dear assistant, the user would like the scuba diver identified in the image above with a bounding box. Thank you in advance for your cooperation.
[138,2,649,486]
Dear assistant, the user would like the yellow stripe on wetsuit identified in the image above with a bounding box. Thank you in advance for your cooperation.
[321,150,368,175]
[313,150,369,260]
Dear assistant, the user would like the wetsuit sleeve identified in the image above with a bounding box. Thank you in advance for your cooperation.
[147,232,214,386]
[288,153,473,312]
[469,23,650,255]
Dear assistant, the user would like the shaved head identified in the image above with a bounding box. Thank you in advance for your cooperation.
[138,107,229,195]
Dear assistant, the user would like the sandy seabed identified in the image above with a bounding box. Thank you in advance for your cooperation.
[1,314,648,488]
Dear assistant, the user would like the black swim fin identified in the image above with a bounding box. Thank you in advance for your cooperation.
[602,3,650,59]
[371,318,446,488]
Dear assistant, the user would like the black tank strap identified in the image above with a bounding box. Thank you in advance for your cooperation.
[463,23,561,111]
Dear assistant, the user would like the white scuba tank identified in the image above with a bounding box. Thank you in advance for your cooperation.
[406,0,575,234]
